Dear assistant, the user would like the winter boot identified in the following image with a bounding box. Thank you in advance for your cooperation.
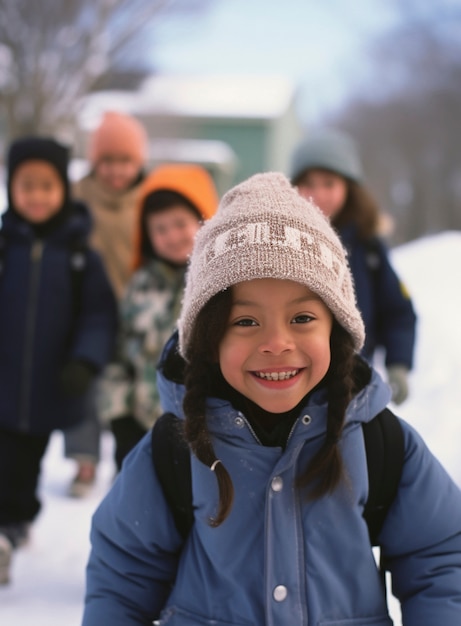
[0,533,13,585]
[68,461,96,498]
[0,522,31,549]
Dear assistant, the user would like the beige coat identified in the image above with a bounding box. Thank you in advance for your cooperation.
[73,174,143,299]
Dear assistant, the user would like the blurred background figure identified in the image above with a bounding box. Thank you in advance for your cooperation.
[64,111,148,497]
[99,163,219,471]
[290,128,417,405]
[0,137,116,584]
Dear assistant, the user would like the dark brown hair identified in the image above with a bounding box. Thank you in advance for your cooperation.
[293,168,381,240]
[332,179,380,240]
[181,288,365,526]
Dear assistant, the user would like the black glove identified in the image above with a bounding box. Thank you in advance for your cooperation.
[60,360,96,396]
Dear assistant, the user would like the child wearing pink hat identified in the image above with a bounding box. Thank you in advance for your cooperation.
[64,111,149,497]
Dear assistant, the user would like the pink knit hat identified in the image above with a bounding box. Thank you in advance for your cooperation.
[88,111,148,166]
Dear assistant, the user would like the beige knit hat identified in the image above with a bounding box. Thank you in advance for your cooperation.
[178,172,365,356]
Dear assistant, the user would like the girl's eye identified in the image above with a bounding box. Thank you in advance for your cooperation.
[234,318,257,327]
[292,314,313,324]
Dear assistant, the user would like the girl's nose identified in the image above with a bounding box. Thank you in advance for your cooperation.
[258,324,294,355]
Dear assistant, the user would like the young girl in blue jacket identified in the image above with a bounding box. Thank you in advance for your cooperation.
[289,129,417,406]
[83,172,461,625]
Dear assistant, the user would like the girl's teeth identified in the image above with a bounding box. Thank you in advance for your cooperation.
[256,370,298,381]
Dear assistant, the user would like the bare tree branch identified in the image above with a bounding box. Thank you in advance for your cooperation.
[0,0,213,139]
[324,1,461,243]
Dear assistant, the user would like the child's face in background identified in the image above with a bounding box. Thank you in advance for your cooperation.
[94,154,141,192]
[10,161,65,223]
[296,169,348,220]
[219,278,333,413]
[146,205,202,265]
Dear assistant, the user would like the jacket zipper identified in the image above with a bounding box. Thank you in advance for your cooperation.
[239,412,301,447]
[19,239,44,431]
[286,420,299,446]
[238,412,262,444]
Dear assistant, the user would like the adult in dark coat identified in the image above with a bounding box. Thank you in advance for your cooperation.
[0,136,117,584]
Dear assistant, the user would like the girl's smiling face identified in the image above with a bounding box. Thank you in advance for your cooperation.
[219,278,333,413]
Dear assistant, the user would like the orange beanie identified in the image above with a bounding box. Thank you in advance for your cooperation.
[133,163,219,269]
[138,163,218,221]
[88,111,148,166]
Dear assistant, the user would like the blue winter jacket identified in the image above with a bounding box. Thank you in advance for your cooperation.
[0,204,117,435]
[340,224,417,368]
[83,336,461,626]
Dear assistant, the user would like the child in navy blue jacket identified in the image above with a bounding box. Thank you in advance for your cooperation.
[0,137,117,584]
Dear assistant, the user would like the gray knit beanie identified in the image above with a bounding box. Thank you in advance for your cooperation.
[289,129,363,184]
[178,172,365,357]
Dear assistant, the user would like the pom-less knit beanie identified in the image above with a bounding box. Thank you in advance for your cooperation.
[88,111,148,167]
[289,129,363,184]
[178,172,365,357]
[138,163,218,222]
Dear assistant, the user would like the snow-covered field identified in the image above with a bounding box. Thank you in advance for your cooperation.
[1,231,460,626]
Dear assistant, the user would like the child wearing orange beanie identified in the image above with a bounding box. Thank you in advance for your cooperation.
[99,163,219,471]
[64,110,149,497]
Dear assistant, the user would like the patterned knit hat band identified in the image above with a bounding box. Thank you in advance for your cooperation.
[178,172,365,356]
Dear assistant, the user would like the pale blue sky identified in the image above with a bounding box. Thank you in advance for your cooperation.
[152,0,399,124]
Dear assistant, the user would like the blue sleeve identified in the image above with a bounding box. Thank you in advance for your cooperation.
[374,239,417,368]
[70,249,118,370]
[379,419,461,625]
[82,433,183,625]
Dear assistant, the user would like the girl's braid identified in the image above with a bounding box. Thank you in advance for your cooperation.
[183,293,234,525]
[297,322,356,498]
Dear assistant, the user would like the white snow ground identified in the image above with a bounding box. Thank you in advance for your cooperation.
[1,231,460,626]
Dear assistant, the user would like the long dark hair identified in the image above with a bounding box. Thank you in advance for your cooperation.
[332,180,380,240]
[292,167,381,240]
[181,288,366,526]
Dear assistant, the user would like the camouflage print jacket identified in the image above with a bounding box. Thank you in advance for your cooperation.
[99,259,186,430]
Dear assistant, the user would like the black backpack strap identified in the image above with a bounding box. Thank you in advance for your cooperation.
[151,413,193,540]
[151,408,405,552]
[0,232,6,277]
[363,407,405,546]
[364,236,382,274]
[69,239,88,319]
